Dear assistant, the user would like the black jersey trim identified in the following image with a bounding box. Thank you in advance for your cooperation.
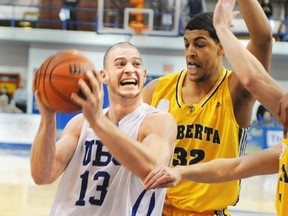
[201,70,228,107]
[238,127,249,156]
[176,70,185,108]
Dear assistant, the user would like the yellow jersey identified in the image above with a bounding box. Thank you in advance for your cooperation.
[276,138,288,216]
[151,68,248,214]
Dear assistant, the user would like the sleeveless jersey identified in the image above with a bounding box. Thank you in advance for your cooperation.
[151,68,248,213]
[276,138,288,216]
[50,103,166,216]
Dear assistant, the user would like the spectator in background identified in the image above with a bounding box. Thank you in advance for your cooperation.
[255,104,279,126]
[256,104,267,121]
[0,94,23,113]
[187,0,206,18]
[0,86,11,104]
[260,0,273,18]
[161,0,174,30]
[61,0,80,30]
[11,80,28,113]
[150,0,162,30]
[260,109,279,126]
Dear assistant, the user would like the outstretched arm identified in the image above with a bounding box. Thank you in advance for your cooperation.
[220,0,273,128]
[238,0,273,71]
[213,0,286,127]
[144,143,280,189]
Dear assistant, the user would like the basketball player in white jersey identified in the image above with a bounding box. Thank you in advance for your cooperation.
[30,42,177,216]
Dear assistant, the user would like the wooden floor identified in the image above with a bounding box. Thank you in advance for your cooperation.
[0,148,277,216]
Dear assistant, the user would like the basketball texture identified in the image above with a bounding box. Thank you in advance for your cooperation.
[33,49,95,113]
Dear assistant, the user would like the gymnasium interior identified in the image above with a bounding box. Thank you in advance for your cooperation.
[0,0,288,215]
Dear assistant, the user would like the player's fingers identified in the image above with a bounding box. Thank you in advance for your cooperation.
[71,79,89,106]
[144,167,161,185]
[80,76,93,96]
[145,176,174,190]
[231,11,239,20]
[144,168,174,189]
[93,70,103,95]
[84,69,101,95]
[71,92,83,107]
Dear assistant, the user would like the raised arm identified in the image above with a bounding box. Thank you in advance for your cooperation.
[213,0,286,123]
[238,0,273,70]
[30,91,81,184]
[144,143,280,189]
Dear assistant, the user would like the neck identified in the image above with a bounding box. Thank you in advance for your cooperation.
[107,98,143,124]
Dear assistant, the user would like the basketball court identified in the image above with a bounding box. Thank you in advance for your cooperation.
[0,146,278,216]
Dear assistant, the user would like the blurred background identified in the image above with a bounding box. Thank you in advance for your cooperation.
[0,0,287,215]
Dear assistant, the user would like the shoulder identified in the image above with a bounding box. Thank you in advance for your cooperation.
[62,113,85,137]
[140,110,177,144]
[143,70,184,104]
[144,110,176,129]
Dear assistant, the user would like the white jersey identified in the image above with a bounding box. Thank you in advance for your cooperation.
[50,103,166,216]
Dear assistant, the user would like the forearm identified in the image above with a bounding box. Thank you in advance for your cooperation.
[216,25,285,119]
[238,0,272,71]
[176,146,279,183]
[91,115,159,180]
[238,0,272,42]
[176,160,240,183]
[30,115,57,184]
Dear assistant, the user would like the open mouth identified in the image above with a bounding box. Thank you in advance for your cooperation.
[120,79,138,86]
[188,61,200,69]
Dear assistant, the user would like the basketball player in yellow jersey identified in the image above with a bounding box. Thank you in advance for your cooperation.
[144,0,288,215]
[142,0,273,215]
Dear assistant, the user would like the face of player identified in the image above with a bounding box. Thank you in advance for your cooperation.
[102,46,147,100]
[184,29,224,82]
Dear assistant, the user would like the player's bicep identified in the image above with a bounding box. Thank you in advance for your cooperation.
[53,114,84,177]
[141,112,177,166]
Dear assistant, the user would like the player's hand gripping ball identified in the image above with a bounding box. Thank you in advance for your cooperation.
[33,49,95,113]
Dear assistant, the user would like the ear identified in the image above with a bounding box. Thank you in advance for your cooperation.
[217,43,225,56]
[143,69,147,83]
[100,69,108,84]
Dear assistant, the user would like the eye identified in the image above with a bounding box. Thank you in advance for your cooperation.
[115,60,126,68]
[133,61,142,67]
[195,43,205,48]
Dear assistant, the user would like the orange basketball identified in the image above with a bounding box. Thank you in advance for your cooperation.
[33,49,95,113]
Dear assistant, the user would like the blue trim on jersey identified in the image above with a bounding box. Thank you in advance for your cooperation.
[147,191,155,215]
[131,190,156,216]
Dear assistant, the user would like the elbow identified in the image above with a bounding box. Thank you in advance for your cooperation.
[243,75,257,90]
[256,24,273,45]
[31,172,46,185]
[30,169,55,185]
[244,75,266,95]
[261,30,273,44]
